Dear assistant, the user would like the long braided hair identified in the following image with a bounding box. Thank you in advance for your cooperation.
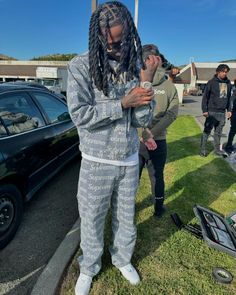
[89,1,144,96]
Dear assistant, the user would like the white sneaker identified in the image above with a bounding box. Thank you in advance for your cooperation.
[118,263,140,285]
[75,273,92,295]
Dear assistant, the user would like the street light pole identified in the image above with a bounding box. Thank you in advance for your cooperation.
[92,0,97,13]
[134,0,139,28]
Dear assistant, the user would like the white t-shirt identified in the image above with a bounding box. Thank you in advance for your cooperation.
[82,152,138,166]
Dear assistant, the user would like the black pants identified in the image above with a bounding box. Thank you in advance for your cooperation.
[139,140,167,209]
[226,112,236,148]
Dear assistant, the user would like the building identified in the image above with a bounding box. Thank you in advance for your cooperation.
[1,60,236,100]
[0,60,68,95]
[174,62,236,103]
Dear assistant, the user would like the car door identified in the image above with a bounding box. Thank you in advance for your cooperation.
[30,91,79,167]
[0,90,57,197]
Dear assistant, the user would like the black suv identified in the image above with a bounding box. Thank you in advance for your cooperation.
[0,84,79,248]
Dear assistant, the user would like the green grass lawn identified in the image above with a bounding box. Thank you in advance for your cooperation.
[60,115,236,295]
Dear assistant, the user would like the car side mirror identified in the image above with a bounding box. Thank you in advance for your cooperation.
[57,112,70,122]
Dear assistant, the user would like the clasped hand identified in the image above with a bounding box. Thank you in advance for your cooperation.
[121,87,154,108]
[140,128,157,150]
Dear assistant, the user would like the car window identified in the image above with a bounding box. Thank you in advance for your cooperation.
[0,92,45,135]
[33,92,71,124]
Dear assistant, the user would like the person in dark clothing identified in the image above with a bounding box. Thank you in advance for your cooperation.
[225,79,236,154]
[139,44,179,218]
[200,64,232,157]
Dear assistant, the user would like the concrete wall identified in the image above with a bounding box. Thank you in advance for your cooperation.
[175,84,184,104]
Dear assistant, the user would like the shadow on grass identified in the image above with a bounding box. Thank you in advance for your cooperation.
[134,157,236,265]
[166,133,217,164]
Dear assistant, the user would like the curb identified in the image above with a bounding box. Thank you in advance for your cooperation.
[31,218,81,295]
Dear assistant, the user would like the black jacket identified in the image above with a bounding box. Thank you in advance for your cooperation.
[202,75,232,113]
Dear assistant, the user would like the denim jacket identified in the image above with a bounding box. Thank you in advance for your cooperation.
[67,53,154,161]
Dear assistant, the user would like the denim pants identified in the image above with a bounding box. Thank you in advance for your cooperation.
[77,158,139,277]
[203,112,225,136]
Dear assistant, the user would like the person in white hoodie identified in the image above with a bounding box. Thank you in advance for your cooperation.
[67,2,159,295]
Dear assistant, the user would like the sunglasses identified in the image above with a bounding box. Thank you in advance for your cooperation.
[99,36,123,52]
[107,40,123,52]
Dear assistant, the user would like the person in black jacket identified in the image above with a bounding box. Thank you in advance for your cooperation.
[225,79,236,154]
[200,64,232,156]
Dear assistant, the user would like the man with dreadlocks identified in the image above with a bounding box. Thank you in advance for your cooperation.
[67,2,159,295]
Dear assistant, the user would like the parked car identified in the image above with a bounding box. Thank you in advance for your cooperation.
[0,84,79,248]
[1,81,67,101]
[188,88,203,96]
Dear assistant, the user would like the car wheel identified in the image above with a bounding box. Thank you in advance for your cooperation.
[0,184,23,249]
[212,267,233,284]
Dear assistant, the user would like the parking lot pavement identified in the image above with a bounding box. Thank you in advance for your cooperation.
[0,157,81,295]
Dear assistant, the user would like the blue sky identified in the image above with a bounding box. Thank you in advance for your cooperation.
[0,0,235,65]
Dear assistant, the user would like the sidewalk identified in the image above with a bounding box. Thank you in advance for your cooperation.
[31,96,236,295]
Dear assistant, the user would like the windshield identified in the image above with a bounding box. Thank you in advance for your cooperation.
[42,80,55,87]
